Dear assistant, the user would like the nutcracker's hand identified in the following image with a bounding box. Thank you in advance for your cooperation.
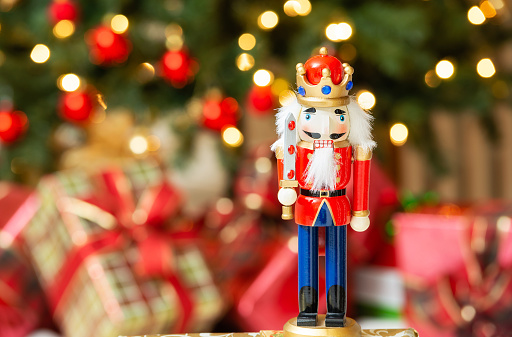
[350,215,370,232]
[278,187,297,206]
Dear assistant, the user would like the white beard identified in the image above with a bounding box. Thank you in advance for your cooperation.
[304,147,339,190]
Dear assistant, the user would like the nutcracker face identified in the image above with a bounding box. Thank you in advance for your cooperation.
[297,106,350,143]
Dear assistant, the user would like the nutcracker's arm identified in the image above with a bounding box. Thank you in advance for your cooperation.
[351,146,372,231]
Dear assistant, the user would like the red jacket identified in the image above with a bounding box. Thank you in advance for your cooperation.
[277,140,371,226]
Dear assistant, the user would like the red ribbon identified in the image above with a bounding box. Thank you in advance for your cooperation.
[46,167,193,332]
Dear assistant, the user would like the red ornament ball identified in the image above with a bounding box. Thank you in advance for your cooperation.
[247,85,274,114]
[161,49,196,88]
[48,0,79,25]
[86,25,131,65]
[304,54,343,85]
[0,110,28,143]
[202,97,238,132]
[58,92,95,123]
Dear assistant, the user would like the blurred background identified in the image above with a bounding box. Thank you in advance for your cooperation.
[0,0,511,337]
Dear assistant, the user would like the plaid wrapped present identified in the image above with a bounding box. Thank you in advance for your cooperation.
[23,161,224,337]
[394,202,512,337]
[0,182,52,337]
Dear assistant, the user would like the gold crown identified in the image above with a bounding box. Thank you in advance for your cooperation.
[296,47,354,107]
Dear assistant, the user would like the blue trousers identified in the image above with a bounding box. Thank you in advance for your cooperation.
[297,223,347,312]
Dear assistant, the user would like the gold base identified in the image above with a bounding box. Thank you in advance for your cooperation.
[283,315,361,337]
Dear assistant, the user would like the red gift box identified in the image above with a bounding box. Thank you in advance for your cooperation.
[394,202,512,337]
[0,182,52,337]
[22,161,224,337]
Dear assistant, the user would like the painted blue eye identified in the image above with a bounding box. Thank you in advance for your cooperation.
[305,114,311,120]
[339,115,345,122]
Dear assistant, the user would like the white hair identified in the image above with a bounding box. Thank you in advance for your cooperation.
[270,95,377,152]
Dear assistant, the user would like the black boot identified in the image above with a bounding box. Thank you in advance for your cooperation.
[325,285,346,327]
[297,286,318,327]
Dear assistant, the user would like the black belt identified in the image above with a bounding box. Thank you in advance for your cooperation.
[300,188,346,198]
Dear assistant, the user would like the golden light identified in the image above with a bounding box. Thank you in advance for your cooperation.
[279,90,296,106]
[271,78,290,96]
[255,157,272,174]
[129,135,148,154]
[325,23,339,41]
[136,62,155,83]
[238,33,256,51]
[165,24,184,50]
[357,90,376,110]
[284,1,301,17]
[111,14,129,34]
[253,69,274,87]
[146,135,161,151]
[490,0,504,10]
[468,6,486,25]
[435,60,455,79]
[390,123,408,146]
[258,11,279,30]
[30,44,50,63]
[58,73,81,92]
[53,20,75,39]
[425,69,441,88]
[0,51,5,67]
[216,198,234,215]
[480,1,497,18]
[326,22,352,41]
[245,193,263,210]
[337,23,352,40]
[222,126,244,147]
[296,0,312,16]
[476,58,495,78]
[236,53,255,71]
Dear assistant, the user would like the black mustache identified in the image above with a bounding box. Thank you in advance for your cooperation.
[303,131,346,140]
[330,133,346,140]
[304,131,321,139]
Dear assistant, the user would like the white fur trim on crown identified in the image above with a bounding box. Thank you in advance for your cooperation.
[271,95,376,152]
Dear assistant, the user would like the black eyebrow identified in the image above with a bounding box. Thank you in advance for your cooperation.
[304,107,316,113]
[334,109,346,115]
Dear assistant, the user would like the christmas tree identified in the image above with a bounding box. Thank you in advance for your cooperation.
[0,0,509,184]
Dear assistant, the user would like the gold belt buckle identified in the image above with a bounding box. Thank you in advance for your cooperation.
[320,190,329,197]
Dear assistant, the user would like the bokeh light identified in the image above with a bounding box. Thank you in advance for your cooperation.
[53,20,75,39]
[425,70,441,88]
[390,123,408,146]
[238,33,256,51]
[480,1,496,18]
[58,74,81,92]
[253,69,274,87]
[476,58,495,78]
[236,53,255,71]
[326,22,352,41]
[129,135,148,154]
[258,11,279,30]
[468,6,486,25]
[111,14,129,34]
[284,1,300,17]
[357,90,376,109]
[271,78,290,96]
[222,126,244,147]
[30,44,50,63]
[435,60,455,79]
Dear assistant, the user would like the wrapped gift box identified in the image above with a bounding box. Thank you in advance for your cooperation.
[394,202,512,337]
[0,182,52,337]
[22,161,224,337]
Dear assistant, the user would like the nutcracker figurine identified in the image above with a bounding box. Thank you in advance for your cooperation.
[272,48,376,334]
